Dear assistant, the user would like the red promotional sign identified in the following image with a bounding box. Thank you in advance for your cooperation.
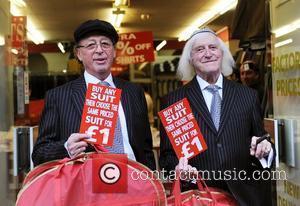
[11,16,27,48]
[115,31,155,65]
[158,98,207,159]
[80,83,122,146]
[92,153,128,193]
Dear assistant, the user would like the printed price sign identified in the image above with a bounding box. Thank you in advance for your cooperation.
[115,31,155,65]
[158,98,207,159]
[80,83,122,146]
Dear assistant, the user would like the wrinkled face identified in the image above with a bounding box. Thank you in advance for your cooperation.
[76,35,115,80]
[240,66,259,86]
[189,33,223,78]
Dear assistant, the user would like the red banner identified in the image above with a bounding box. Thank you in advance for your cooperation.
[115,31,155,65]
[158,98,207,159]
[11,16,27,48]
[80,84,122,146]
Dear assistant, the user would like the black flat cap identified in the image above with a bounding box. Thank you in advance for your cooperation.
[74,19,119,44]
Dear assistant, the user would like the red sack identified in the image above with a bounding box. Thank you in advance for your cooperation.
[167,173,238,206]
[17,153,166,206]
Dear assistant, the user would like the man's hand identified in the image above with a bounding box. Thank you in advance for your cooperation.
[175,157,198,181]
[250,135,272,159]
[66,133,90,158]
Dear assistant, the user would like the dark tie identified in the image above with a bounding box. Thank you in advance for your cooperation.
[99,81,124,153]
[206,85,221,130]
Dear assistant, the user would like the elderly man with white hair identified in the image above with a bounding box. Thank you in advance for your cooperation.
[159,28,274,206]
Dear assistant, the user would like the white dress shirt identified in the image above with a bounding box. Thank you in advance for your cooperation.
[196,74,223,113]
[196,74,273,168]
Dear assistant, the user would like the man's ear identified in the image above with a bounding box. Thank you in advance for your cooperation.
[75,48,82,62]
[113,49,116,59]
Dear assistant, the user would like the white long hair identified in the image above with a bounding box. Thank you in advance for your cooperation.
[177,28,235,81]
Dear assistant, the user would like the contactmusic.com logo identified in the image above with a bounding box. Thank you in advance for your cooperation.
[99,162,122,184]
[92,154,128,193]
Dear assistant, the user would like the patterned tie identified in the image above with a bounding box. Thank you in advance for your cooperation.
[99,81,124,153]
[206,85,222,130]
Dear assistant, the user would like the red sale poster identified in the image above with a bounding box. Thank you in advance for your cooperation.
[158,98,207,159]
[80,83,122,146]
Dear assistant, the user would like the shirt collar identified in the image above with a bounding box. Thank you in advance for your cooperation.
[196,74,223,91]
[84,71,115,88]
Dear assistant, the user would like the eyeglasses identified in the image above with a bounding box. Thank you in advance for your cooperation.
[76,40,113,51]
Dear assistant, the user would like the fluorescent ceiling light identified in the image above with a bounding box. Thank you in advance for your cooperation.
[275,38,293,48]
[138,62,148,71]
[27,31,44,45]
[26,21,45,44]
[273,19,300,38]
[114,13,124,27]
[10,0,45,45]
[114,0,122,6]
[112,8,125,28]
[57,42,66,53]
[10,0,26,15]
[178,0,237,41]
[10,1,25,15]
[219,1,237,15]
[10,0,26,8]
[156,40,167,51]
[114,0,129,7]
[0,36,5,46]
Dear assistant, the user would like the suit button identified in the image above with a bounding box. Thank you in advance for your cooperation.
[217,143,222,148]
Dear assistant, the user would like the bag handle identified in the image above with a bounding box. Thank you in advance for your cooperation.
[25,144,107,185]
[171,170,217,205]
[23,156,78,186]
[31,145,107,182]
[25,146,108,204]
[92,143,109,153]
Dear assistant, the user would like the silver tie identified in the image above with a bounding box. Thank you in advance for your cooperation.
[99,81,124,153]
[206,85,221,130]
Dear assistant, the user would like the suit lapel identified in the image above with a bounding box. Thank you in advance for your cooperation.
[218,78,236,136]
[186,77,217,134]
[71,76,87,117]
[113,77,133,142]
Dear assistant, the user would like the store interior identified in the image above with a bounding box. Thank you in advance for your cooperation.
[2,0,300,205]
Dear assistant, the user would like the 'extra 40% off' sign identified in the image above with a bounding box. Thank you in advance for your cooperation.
[115,31,155,65]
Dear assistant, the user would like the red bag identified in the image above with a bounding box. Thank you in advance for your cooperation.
[167,173,238,206]
[17,153,166,206]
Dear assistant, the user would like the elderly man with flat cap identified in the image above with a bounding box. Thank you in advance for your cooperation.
[32,19,156,170]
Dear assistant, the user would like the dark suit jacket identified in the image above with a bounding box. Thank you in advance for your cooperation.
[159,76,273,205]
[32,75,155,170]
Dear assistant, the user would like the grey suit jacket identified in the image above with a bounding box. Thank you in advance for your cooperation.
[159,76,273,205]
[32,75,155,170]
